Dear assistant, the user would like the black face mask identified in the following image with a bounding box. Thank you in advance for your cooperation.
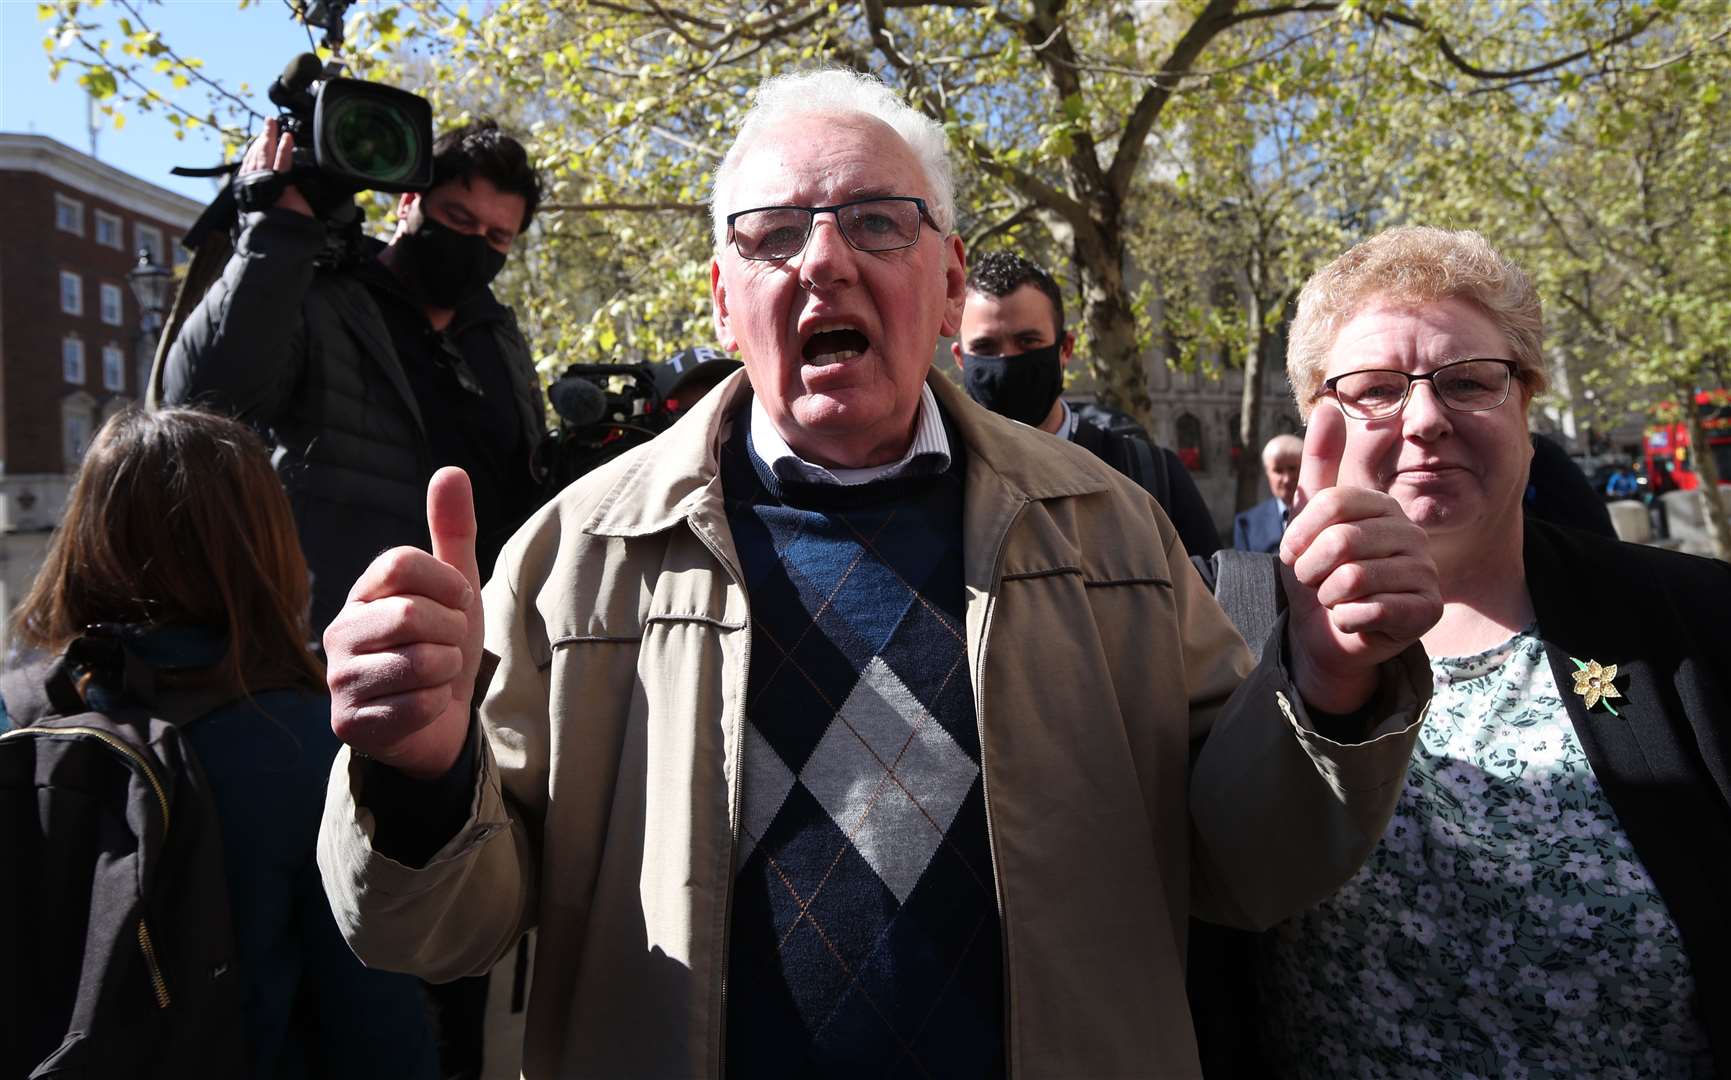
[962,343,1065,427]
[399,209,508,309]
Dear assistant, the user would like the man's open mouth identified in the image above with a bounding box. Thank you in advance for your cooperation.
[802,326,870,365]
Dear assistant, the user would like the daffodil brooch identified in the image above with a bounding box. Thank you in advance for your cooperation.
[1569,658,1622,716]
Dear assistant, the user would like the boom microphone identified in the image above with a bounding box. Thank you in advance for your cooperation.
[549,375,609,429]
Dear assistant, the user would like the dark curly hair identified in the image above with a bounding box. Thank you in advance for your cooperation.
[965,251,1065,340]
[432,119,543,232]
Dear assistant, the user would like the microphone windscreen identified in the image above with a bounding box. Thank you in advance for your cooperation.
[549,376,608,428]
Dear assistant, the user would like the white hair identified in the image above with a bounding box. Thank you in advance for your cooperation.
[710,68,956,250]
[1261,433,1302,466]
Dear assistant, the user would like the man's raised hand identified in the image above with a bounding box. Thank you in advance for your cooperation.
[238,117,314,218]
[1278,403,1442,715]
[325,467,486,779]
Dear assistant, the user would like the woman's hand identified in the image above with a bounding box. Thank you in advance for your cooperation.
[1279,403,1443,715]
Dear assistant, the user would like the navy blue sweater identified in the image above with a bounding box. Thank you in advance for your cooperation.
[720,420,1005,1078]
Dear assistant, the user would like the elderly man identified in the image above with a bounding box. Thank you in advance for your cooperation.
[318,71,1440,1077]
[1235,433,1304,553]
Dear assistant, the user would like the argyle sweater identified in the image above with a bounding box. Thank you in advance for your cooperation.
[721,417,1005,1078]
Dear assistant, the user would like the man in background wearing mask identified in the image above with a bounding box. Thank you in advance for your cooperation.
[163,118,546,639]
[954,251,1220,556]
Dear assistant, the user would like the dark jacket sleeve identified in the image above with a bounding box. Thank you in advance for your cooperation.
[162,209,323,424]
[188,690,438,1077]
[1230,510,1250,552]
[1161,446,1222,557]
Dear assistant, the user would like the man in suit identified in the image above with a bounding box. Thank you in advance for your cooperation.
[1234,433,1302,552]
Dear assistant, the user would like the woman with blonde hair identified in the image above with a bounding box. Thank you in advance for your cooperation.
[3,406,435,1078]
[1240,226,1730,1077]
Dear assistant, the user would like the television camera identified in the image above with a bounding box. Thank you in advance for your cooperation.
[177,0,435,265]
[535,364,679,497]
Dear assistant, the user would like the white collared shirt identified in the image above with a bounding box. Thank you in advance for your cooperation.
[1056,398,1078,441]
[749,383,951,486]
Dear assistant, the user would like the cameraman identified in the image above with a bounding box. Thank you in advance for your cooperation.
[163,117,546,637]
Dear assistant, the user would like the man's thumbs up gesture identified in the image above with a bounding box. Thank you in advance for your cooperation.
[1278,404,1442,715]
[326,468,486,779]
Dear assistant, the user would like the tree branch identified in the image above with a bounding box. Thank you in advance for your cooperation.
[965,204,1035,250]
[1107,0,1244,201]
[1371,5,1662,82]
[1013,0,1110,197]
[542,200,709,214]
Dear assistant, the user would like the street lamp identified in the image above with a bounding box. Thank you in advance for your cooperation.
[126,248,173,398]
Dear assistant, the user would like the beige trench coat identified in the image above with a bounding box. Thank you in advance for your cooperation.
[319,371,1427,1078]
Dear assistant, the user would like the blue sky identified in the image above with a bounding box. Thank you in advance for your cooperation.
[1,1,317,202]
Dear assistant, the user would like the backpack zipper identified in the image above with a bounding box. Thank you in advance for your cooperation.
[0,724,171,827]
[136,919,171,1008]
[2,724,174,1007]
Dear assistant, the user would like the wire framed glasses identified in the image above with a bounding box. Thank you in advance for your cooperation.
[1323,358,1520,420]
[725,196,940,261]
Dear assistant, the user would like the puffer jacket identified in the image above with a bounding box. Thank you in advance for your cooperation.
[319,371,1431,1078]
[160,209,543,632]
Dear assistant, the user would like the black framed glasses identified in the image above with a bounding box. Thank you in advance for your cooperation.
[726,196,941,261]
[1323,358,1520,420]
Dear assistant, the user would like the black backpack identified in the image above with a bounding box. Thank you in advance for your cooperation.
[1071,403,1174,509]
[0,632,246,1079]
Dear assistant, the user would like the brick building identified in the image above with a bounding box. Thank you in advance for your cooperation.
[0,133,202,645]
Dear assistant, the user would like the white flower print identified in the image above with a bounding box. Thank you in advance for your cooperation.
[1557,902,1602,939]
[1402,1023,1444,1063]
[1544,971,1599,1015]
[1614,859,1652,890]
[1562,849,1604,882]
[1561,809,1605,839]
[1254,630,1714,1079]
[1384,812,1420,852]
[1397,909,1436,944]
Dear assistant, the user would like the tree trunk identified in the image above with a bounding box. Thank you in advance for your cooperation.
[1235,277,1267,514]
[1065,209,1151,426]
[1684,400,1731,561]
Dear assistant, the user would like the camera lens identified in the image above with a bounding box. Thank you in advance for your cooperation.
[324,95,422,185]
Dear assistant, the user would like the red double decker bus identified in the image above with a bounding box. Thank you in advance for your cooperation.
[1644,389,1731,491]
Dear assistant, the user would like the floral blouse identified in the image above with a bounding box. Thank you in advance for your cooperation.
[1255,628,1715,1079]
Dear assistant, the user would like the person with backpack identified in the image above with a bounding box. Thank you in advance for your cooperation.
[0,406,436,1079]
[952,250,1221,556]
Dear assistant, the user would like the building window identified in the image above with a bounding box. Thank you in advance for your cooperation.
[172,237,189,267]
[100,282,124,326]
[135,223,165,265]
[95,210,123,249]
[63,393,98,471]
[63,337,86,384]
[55,194,84,235]
[60,271,83,316]
[103,343,126,391]
[1176,412,1204,472]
